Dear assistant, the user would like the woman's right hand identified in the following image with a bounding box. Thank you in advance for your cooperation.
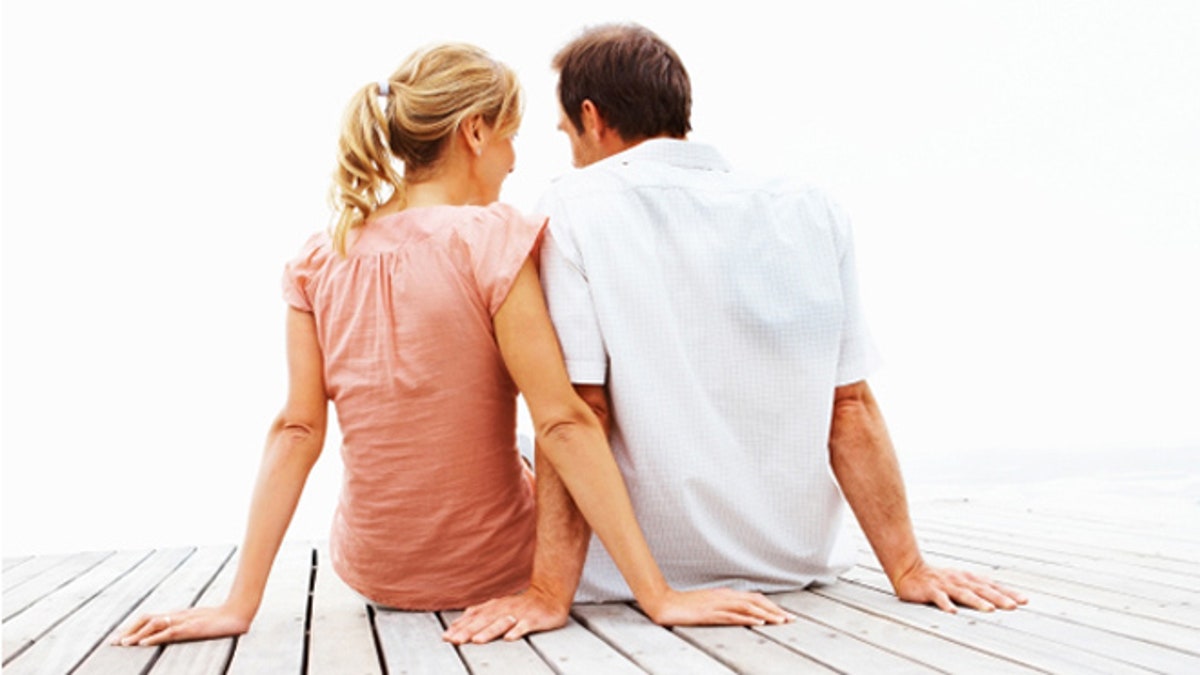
[114,604,252,647]
[641,587,795,627]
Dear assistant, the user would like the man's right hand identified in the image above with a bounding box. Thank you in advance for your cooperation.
[443,586,571,644]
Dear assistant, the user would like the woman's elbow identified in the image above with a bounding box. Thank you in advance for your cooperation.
[534,405,603,462]
[268,414,326,464]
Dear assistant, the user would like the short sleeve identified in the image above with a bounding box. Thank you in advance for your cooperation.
[826,198,883,385]
[468,203,547,316]
[537,190,608,385]
[282,232,328,312]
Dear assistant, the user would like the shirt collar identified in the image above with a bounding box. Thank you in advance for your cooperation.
[603,137,732,173]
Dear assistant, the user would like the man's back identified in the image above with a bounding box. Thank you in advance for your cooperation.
[538,138,881,601]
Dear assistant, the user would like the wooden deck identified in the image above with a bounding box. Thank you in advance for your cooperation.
[4,495,1199,674]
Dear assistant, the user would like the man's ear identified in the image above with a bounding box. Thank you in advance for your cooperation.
[579,100,606,139]
[459,114,486,156]
[580,98,632,156]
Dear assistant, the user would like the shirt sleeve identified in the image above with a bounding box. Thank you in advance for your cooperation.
[827,197,883,385]
[537,190,609,385]
[469,203,547,316]
[281,232,327,312]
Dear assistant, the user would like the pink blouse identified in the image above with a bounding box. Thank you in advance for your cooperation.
[283,203,544,609]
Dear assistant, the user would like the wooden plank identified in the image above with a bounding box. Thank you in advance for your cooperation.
[2,549,150,664]
[914,513,1200,577]
[3,553,76,591]
[526,616,645,674]
[3,548,193,675]
[913,530,1200,596]
[375,609,469,674]
[876,546,1200,628]
[3,550,112,618]
[889,515,1200,626]
[73,546,234,675]
[921,500,1200,559]
[572,603,736,674]
[818,578,1155,674]
[941,495,1200,539]
[673,625,835,674]
[308,548,382,675]
[3,557,33,573]
[889,538,1200,606]
[753,610,939,673]
[225,542,314,675]
[149,549,242,675]
[442,610,556,675]
[1010,589,1200,652]
[773,590,1042,673]
[859,528,1200,624]
[843,568,1200,673]
[963,563,1200,629]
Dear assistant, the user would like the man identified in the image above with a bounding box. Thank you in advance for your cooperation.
[445,23,1025,644]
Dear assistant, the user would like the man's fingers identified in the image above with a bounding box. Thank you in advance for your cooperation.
[444,610,524,644]
[948,586,993,612]
[445,610,504,644]
[929,588,958,614]
[504,618,531,641]
[989,581,1028,606]
[976,582,1023,610]
[471,614,521,644]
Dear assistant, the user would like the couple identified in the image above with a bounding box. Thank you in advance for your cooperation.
[118,23,1024,648]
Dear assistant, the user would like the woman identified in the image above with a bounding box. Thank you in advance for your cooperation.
[118,42,787,647]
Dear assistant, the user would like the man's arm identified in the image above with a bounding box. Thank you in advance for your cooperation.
[442,387,602,644]
[829,380,1027,613]
[527,384,612,604]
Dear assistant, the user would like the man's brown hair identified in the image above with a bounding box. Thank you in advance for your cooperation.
[553,23,691,141]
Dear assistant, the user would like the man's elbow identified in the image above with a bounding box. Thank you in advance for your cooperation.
[574,384,611,433]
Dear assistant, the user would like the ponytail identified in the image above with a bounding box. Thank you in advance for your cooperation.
[326,44,523,256]
[329,81,403,256]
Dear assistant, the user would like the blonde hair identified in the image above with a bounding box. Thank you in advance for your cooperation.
[329,43,523,255]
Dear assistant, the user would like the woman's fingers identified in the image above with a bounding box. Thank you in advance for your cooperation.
[136,621,180,647]
[116,614,172,646]
[113,605,251,647]
[719,591,793,624]
[649,588,797,627]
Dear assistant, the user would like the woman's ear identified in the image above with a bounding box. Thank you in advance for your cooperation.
[460,115,487,157]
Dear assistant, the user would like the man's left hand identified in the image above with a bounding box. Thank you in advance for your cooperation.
[893,562,1028,613]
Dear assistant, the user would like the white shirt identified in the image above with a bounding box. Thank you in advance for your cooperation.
[537,139,881,602]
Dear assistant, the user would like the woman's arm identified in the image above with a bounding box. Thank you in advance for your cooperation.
[486,257,790,629]
[118,307,329,646]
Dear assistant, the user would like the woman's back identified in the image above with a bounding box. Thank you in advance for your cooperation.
[284,202,543,609]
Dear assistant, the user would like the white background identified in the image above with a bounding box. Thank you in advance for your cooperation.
[3,1,1198,555]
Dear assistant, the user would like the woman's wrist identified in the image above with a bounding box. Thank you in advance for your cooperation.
[631,578,672,619]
